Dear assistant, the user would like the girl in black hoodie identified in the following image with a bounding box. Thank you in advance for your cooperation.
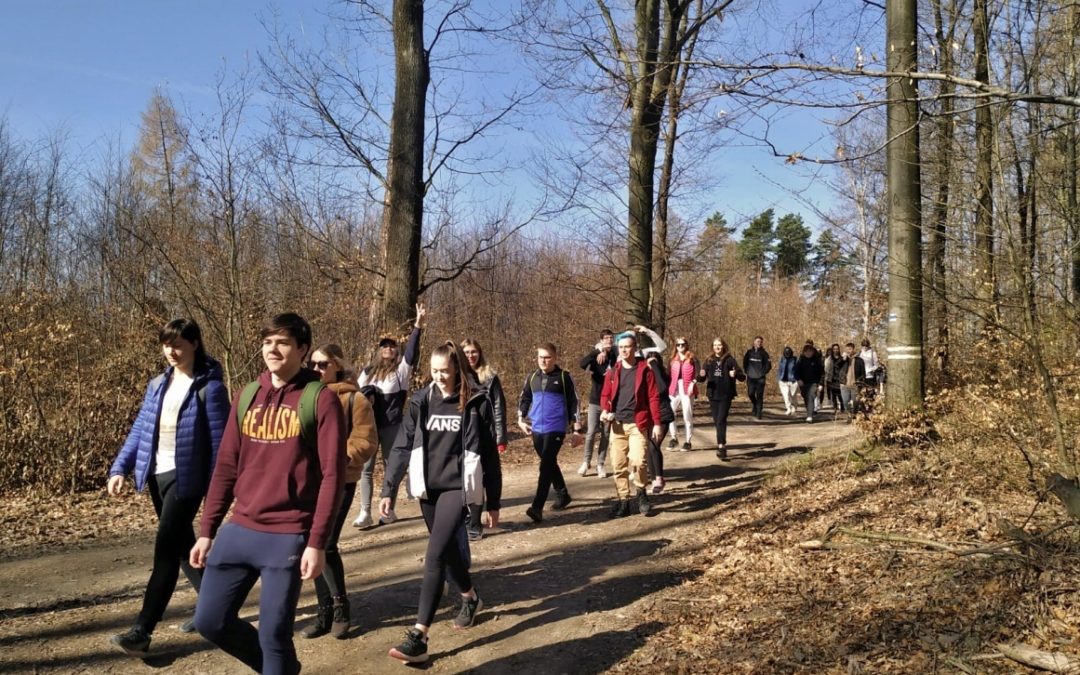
[697,339,745,460]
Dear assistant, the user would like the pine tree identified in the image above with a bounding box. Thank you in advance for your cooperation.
[774,212,811,279]
[737,208,775,286]
[809,228,852,297]
[697,211,735,269]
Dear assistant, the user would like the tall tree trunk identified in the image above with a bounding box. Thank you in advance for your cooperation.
[625,0,663,326]
[652,1,698,334]
[973,0,996,334]
[885,0,924,409]
[1068,3,1080,317]
[927,0,956,376]
[380,0,429,334]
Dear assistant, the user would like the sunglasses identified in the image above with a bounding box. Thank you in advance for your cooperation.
[675,343,687,347]
[311,360,332,371]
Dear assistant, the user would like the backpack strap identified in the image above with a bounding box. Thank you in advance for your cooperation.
[235,381,262,432]
[298,380,325,450]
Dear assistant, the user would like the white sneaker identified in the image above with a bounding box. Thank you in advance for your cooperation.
[379,509,398,525]
[806,415,813,423]
[577,461,589,477]
[597,466,607,479]
[353,509,373,528]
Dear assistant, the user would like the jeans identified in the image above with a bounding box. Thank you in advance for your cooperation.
[194,524,306,675]
[609,421,647,499]
[531,432,567,511]
[668,393,694,442]
[800,383,819,417]
[137,470,202,633]
[359,423,401,514]
[417,490,472,627]
[746,378,766,417]
[778,381,799,412]
[313,482,356,606]
[709,397,734,446]
[582,403,609,469]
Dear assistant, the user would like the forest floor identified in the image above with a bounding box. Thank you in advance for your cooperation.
[2,399,1076,674]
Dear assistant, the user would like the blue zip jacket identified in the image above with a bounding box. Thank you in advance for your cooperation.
[518,366,579,434]
[110,357,231,500]
[777,356,798,383]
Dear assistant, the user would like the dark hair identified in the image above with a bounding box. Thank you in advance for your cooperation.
[754,335,764,342]
[845,342,856,349]
[861,338,871,348]
[600,329,614,338]
[260,313,312,350]
[431,340,475,411]
[312,343,352,382]
[783,346,794,358]
[159,318,208,371]
[537,342,558,356]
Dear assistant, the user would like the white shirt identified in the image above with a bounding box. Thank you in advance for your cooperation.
[155,370,194,475]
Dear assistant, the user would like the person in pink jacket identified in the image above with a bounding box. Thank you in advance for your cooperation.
[667,338,698,451]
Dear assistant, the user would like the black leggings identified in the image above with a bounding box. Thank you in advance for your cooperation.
[138,470,203,633]
[709,397,734,446]
[647,426,667,480]
[313,482,357,606]
[417,490,472,627]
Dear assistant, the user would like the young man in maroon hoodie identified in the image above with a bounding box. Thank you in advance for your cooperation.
[190,313,345,675]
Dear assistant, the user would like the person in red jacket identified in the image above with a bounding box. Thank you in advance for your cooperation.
[189,313,345,675]
[599,330,662,518]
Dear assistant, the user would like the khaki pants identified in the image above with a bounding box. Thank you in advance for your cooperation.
[608,421,647,499]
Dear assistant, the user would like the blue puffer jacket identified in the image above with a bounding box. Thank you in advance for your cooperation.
[110,357,231,500]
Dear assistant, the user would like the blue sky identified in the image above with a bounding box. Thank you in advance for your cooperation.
[0,0,851,233]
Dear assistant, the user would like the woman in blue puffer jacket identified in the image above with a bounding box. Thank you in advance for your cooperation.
[105,318,231,657]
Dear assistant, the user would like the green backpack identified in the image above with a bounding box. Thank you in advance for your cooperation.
[235,380,325,450]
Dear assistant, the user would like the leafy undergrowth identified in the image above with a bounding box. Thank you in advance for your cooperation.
[615,439,1080,674]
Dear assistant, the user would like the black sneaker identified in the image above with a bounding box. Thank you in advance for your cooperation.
[681,441,691,451]
[388,628,429,663]
[331,598,350,639]
[637,488,653,517]
[716,446,728,461]
[300,604,332,639]
[467,526,483,542]
[525,506,543,523]
[608,499,630,519]
[452,593,483,629]
[551,489,572,511]
[110,626,151,656]
[667,438,677,449]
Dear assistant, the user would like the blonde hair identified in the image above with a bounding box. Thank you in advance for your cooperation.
[461,338,496,384]
[313,343,354,382]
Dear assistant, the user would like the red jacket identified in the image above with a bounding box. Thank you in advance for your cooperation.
[200,369,346,550]
[600,359,662,435]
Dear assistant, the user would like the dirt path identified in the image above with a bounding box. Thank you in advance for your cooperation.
[0,401,857,674]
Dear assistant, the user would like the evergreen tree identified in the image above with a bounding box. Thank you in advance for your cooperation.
[696,211,735,269]
[809,228,853,296]
[774,212,811,279]
[737,208,775,285]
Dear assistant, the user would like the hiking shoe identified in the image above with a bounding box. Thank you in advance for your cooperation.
[525,506,543,523]
[379,509,398,525]
[681,442,691,451]
[552,489,572,511]
[110,626,151,656]
[667,438,677,449]
[637,488,653,517]
[179,617,196,633]
[388,628,428,664]
[651,478,665,495]
[468,524,483,541]
[716,446,728,461]
[609,499,630,519]
[331,598,350,639]
[577,461,589,476]
[597,465,608,478]
[452,593,483,629]
[352,509,373,528]
[301,603,332,639]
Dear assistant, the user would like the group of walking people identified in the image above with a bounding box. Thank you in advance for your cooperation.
[105,310,882,671]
